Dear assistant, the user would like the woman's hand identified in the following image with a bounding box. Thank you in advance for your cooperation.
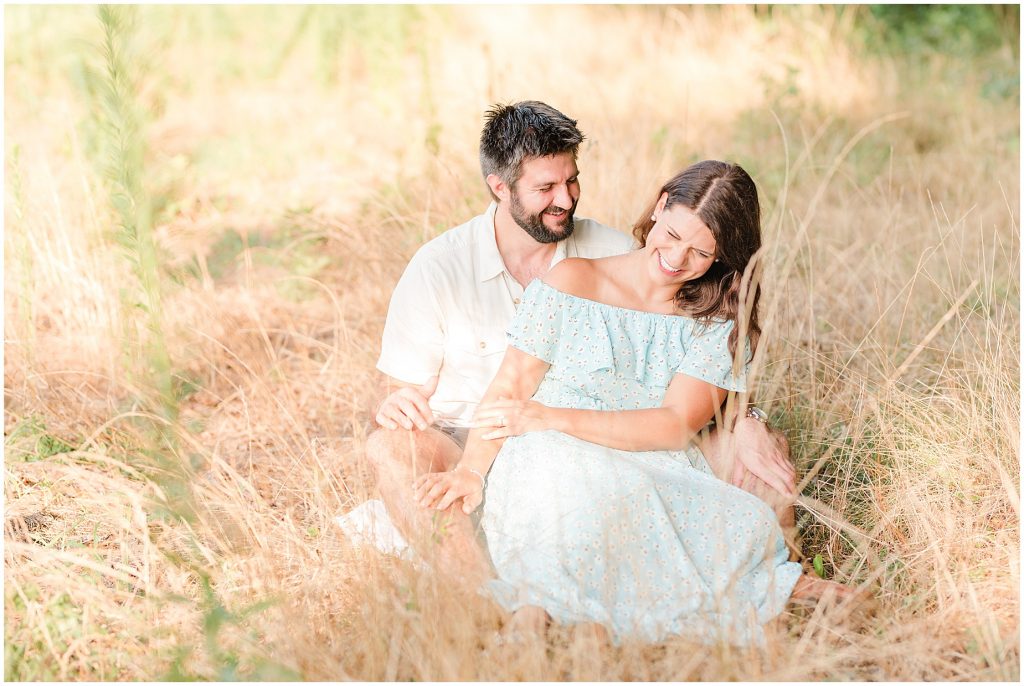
[413,467,485,514]
[730,416,796,498]
[473,398,552,439]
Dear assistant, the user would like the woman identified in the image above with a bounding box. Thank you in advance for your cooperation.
[414,161,825,645]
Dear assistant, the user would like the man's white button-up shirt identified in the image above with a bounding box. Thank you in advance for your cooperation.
[377,202,635,427]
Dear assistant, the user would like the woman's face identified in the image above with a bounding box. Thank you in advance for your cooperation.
[645,199,717,286]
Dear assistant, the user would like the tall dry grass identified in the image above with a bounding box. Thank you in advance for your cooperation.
[4,4,1018,680]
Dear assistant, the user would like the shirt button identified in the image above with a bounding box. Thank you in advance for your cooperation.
[514,298,521,305]
[479,341,486,349]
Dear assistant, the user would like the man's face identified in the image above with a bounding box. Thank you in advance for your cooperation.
[507,153,581,244]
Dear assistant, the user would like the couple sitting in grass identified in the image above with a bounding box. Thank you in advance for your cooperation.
[366,100,852,646]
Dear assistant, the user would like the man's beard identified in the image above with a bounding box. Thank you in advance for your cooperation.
[508,188,577,244]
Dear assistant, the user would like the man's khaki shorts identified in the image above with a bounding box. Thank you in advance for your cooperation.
[435,423,469,452]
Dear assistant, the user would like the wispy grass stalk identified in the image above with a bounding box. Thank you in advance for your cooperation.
[90,5,195,516]
[7,144,37,358]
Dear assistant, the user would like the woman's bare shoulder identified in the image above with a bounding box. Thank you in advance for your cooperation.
[543,257,597,296]
[544,255,624,300]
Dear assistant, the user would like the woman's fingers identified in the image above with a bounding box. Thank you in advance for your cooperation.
[420,480,451,508]
[738,449,795,498]
[780,455,797,479]
[413,472,472,509]
[462,490,483,514]
[435,485,468,513]
[753,456,792,497]
[474,401,523,424]
[413,470,488,510]
[471,415,506,429]
[769,452,797,491]
[413,472,438,492]
[482,428,512,441]
[769,445,797,480]
[414,481,434,507]
[414,474,445,506]
[731,459,746,487]
[474,407,525,431]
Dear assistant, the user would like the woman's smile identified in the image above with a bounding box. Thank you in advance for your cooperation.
[656,249,683,275]
[645,203,717,284]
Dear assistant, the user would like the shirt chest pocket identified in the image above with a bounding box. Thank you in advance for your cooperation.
[444,324,508,398]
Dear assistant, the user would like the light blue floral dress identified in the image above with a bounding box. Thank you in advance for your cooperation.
[481,279,802,645]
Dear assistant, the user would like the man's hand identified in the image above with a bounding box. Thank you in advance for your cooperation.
[729,416,796,498]
[375,376,438,431]
[472,398,552,440]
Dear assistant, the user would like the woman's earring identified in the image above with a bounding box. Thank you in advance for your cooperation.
[650,214,656,222]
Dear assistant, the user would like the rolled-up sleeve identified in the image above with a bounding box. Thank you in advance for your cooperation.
[376,251,445,385]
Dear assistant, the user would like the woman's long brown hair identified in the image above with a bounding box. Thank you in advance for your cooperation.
[631,160,763,360]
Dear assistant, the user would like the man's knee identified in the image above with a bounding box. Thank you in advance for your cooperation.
[365,428,396,470]
[364,427,456,477]
[365,428,417,483]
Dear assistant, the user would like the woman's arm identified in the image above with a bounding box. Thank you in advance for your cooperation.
[468,257,721,452]
[413,346,550,514]
[476,372,726,452]
[476,383,796,496]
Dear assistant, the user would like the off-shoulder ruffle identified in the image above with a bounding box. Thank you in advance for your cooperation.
[507,279,747,393]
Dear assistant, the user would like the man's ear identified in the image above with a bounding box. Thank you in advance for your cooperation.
[486,173,509,203]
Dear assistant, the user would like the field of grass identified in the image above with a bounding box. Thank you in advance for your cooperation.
[4,4,1019,680]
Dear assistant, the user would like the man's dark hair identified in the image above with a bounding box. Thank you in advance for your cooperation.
[479,101,585,200]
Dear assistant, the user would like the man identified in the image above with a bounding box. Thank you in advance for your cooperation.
[366,101,796,584]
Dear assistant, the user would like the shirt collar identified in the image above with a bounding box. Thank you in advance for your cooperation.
[475,201,573,282]
[550,231,569,269]
[476,202,506,282]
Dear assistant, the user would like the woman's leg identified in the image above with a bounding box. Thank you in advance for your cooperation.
[698,427,863,602]
[697,425,801,560]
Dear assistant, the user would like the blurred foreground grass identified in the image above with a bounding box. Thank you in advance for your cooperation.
[4,4,1019,680]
